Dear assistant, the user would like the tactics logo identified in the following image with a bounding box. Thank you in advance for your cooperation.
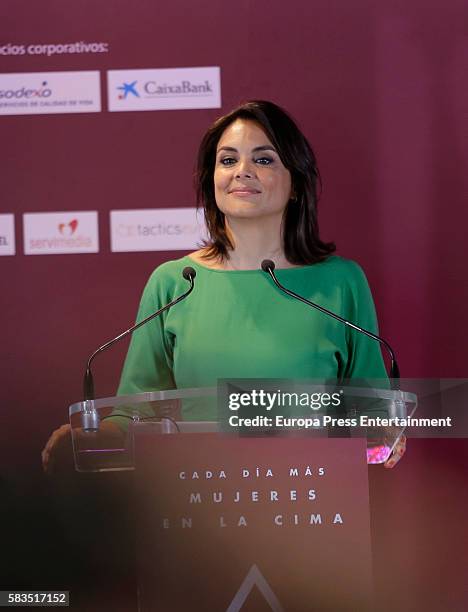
[110,208,206,252]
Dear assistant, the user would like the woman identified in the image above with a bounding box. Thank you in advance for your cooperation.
[120,101,384,386]
[42,101,405,470]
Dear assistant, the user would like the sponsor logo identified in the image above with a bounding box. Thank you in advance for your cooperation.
[108,66,221,112]
[23,211,99,255]
[144,79,213,96]
[110,208,207,252]
[0,80,51,99]
[0,214,15,256]
[0,71,101,116]
[58,219,78,236]
[117,81,139,99]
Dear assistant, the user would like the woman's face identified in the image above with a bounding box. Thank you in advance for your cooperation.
[214,119,292,221]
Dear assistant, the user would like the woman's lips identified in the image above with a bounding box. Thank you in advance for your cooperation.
[229,188,261,196]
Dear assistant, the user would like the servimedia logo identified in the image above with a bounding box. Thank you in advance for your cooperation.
[58,219,78,236]
[107,66,221,112]
[23,211,99,255]
[110,208,207,252]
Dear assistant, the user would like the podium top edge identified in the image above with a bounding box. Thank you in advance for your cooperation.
[68,384,420,416]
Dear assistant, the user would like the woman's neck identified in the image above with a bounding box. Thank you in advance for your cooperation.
[223,217,292,270]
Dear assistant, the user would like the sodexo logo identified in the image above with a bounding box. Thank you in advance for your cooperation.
[107,66,221,112]
[110,208,208,252]
[0,80,52,100]
[0,71,101,116]
[0,214,15,256]
[23,212,99,255]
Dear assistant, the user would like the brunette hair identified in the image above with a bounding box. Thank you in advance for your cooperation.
[195,100,335,264]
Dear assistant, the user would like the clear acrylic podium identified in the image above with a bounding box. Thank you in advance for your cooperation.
[68,383,417,472]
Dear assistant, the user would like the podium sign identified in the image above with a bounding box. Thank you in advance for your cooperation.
[134,433,373,611]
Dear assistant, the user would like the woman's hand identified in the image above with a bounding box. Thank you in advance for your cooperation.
[42,420,126,474]
[384,434,407,468]
[41,423,73,474]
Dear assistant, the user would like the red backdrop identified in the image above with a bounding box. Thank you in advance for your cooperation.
[1,2,467,608]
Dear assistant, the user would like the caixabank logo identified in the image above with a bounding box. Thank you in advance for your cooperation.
[117,81,139,99]
[0,71,101,116]
[23,211,99,255]
[107,66,221,112]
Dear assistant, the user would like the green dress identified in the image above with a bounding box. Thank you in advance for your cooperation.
[117,255,388,420]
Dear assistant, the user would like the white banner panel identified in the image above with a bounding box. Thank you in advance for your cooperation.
[107,66,221,112]
[0,214,15,256]
[110,208,207,252]
[0,71,101,116]
[23,211,99,255]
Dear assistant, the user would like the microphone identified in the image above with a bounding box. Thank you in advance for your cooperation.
[261,259,400,381]
[82,266,196,405]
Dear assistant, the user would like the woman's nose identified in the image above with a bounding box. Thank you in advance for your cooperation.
[235,159,255,179]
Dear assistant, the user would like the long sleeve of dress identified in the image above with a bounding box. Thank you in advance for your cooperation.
[117,267,176,396]
[342,261,388,382]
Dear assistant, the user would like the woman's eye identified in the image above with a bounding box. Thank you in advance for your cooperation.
[255,157,273,165]
[219,157,236,166]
